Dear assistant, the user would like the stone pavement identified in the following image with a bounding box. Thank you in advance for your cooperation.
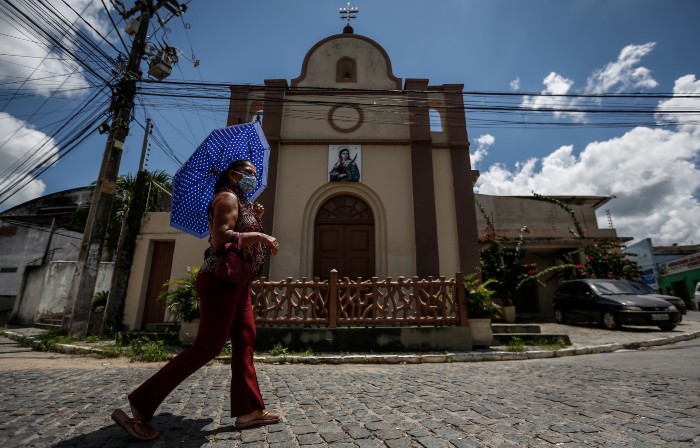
[1,315,699,447]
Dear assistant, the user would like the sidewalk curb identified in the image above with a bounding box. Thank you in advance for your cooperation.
[5,328,700,365]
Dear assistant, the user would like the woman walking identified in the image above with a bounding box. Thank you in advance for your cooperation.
[112,159,281,441]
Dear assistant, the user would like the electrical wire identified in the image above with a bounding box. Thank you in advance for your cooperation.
[0,88,111,202]
[2,1,112,86]
[0,106,107,205]
[100,0,128,54]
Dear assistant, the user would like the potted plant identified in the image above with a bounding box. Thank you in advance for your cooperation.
[464,273,500,347]
[159,266,200,345]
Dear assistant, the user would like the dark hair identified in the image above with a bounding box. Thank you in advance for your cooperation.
[338,147,350,158]
[214,159,253,193]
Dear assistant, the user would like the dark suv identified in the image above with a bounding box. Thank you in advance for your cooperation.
[553,279,681,331]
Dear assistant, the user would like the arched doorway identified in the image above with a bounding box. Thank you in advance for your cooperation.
[314,194,375,279]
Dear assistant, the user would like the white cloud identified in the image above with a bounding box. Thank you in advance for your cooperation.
[586,43,658,94]
[0,112,58,208]
[510,77,520,91]
[656,74,700,132]
[471,134,494,168]
[476,72,700,246]
[0,0,112,97]
[521,43,660,124]
[521,72,586,122]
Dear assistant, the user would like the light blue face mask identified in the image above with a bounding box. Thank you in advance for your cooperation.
[235,171,257,194]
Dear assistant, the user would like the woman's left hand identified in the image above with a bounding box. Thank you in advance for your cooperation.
[253,202,265,220]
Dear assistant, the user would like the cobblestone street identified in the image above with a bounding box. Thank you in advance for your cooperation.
[1,348,698,447]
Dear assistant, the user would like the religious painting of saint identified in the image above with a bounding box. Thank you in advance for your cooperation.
[328,145,361,182]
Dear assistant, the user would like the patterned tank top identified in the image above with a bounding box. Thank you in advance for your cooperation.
[200,187,266,277]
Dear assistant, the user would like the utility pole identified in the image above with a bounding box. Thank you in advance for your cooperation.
[101,118,152,336]
[62,2,154,337]
[42,217,57,265]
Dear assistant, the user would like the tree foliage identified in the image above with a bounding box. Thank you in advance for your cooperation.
[71,170,172,253]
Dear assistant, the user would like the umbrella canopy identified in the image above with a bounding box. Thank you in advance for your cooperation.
[170,121,270,238]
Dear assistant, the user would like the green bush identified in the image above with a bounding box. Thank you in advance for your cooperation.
[34,329,76,352]
[537,337,568,351]
[127,338,171,362]
[507,337,526,352]
[463,273,501,319]
[92,290,109,311]
[101,344,124,358]
[296,347,313,357]
[219,340,232,357]
[159,266,201,323]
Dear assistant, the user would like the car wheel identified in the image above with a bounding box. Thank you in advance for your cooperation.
[553,308,568,324]
[658,324,677,331]
[602,311,621,330]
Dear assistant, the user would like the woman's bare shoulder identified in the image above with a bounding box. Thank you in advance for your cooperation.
[212,190,239,209]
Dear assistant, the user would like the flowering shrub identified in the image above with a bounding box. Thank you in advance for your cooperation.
[580,242,641,281]
[477,201,539,306]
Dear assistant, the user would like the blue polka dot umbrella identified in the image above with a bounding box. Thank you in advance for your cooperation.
[170,121,270,238]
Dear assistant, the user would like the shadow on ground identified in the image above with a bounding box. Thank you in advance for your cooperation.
[53,414,232,447]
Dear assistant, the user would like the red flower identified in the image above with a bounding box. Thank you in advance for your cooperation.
[608,274,616,279]
[575,264,584,269]
[527,269,537,276]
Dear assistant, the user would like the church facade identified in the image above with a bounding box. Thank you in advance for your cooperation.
[229,31,481,281]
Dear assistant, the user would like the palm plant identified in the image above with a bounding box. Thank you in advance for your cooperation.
[159,266,200,323]
[463,273,501,319]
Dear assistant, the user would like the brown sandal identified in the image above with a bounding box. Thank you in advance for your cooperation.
[234,410,281,429]
[111,409,160,441]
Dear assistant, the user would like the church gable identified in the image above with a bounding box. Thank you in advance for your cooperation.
[292,34,401,90]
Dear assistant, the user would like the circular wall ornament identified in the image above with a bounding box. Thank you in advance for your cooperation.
[328,104,364,133]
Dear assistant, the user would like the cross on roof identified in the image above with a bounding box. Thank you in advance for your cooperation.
[339,1,359,31]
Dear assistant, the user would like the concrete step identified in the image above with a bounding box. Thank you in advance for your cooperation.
[491,324,541,334]
[34,322,61,330]
[492,333,571,346]
[34,315,63,330]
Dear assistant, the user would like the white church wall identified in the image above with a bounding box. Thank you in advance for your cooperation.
[432,147,462,276]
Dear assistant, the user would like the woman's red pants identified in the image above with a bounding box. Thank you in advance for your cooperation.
[128,272,264,419]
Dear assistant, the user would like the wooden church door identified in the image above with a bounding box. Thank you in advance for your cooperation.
[313,195,375,279]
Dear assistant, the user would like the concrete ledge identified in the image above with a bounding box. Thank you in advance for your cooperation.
[527,350,555,359]
[255,326,473,352]
[4,328,700,365]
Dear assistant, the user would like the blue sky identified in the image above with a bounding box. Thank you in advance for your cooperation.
[1,0,699,246]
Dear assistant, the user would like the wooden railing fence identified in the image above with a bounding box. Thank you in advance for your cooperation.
[250,270,467,327]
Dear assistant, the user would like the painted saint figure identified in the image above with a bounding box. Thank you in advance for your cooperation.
[329,147,360,182]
